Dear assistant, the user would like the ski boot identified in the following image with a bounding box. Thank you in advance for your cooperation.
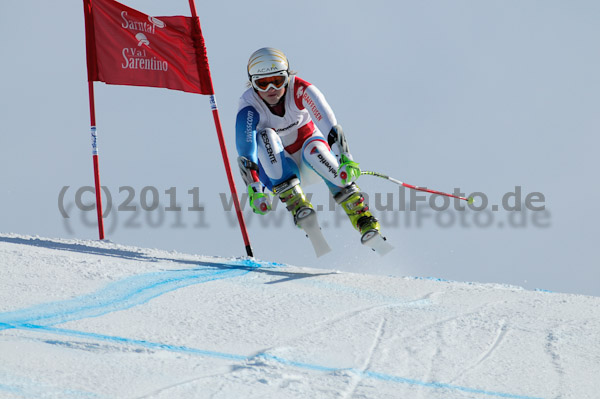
[274,177,314,228]
[335,183,393,255]
[335,183,379,236]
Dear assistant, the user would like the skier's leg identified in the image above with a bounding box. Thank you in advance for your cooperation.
[256,128,300,190]
[301,137,347,193]
[256,128,313,223]
[301,136,380,235]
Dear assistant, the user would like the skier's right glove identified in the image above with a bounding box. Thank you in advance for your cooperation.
[247,182,272,215]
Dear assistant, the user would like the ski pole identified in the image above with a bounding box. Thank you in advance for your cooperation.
[362,170,474,204]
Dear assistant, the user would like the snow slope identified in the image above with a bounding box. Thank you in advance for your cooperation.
[0,233,598,399]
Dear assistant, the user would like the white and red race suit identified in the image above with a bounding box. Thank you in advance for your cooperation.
[235,76,350,194]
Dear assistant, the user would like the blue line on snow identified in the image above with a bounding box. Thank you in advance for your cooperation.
[12,324,544,399]
[0,259,262,331]
[19,324,248,362]
[257,354,544,399]
[0,257,543,399]
[0,383,23,395]
[362,370,544,399]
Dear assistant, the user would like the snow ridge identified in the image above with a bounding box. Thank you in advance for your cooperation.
[1,234,599,399]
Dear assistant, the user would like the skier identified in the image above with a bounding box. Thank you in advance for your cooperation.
[235,47,387,252]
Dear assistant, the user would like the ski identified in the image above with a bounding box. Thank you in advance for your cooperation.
[361,229,394,256]
[293,207,392,257]
[295,208,332,257]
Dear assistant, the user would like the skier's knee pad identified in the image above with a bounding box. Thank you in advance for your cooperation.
[302,137,347,189]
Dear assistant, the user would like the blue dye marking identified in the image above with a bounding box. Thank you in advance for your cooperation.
[0,383,24,395]
[256,354,544,399]
[15,323,544,399]
[0,259,263,331]
[0,255,543,399]
[0,376,102,399]
[362,371,544,399]
[18,324,247,362]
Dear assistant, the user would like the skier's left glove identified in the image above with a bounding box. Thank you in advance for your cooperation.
[338,153,361,185]
[247,182,272,215]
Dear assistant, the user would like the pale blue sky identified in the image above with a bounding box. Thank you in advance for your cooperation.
[1,1,598,295]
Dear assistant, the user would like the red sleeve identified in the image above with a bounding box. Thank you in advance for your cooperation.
[293,77,311,110]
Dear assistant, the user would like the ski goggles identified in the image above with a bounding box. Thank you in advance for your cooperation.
[251,71,289,92]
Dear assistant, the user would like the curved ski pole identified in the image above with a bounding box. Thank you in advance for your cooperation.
[362,171,474,204]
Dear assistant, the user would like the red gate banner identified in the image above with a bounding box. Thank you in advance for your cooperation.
[84,0,213,94]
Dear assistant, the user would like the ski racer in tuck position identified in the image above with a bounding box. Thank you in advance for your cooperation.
[235,47,390,255]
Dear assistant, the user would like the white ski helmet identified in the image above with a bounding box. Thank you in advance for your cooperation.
[247,47,289,78]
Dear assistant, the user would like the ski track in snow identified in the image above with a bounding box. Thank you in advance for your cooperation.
[1,285,543,398]
[0,235,569,399]
[545,327,566,399]
[339,315,387,399]
[449,319,509,385]
[252,300,422,360]
[136,372,233,399]
[3,323,546,399]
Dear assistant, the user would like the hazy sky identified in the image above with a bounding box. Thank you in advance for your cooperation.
[1,0,598,296]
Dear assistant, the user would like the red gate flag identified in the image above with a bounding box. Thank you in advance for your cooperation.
[83,0,213,94]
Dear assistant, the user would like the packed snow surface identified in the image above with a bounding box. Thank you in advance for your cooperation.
[0,233,599,399]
